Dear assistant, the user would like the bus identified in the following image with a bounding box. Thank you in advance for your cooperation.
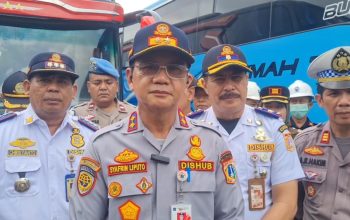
[122,0,350,122]
[0,0,126,111]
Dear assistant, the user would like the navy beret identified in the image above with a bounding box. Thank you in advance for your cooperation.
[27,52,78,80]
[89,57,119,79]
[129,21,194,65]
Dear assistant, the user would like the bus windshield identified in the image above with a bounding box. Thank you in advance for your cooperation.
[0,23,118,106]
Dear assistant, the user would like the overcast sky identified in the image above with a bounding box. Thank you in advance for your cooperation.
[116,0,160,13]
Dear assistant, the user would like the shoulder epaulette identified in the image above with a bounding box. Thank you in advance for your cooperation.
[190,119,221,137]
[0,112,17,123]
[78,117,99,132]
[187,109,204,119]
[254,107,280,119]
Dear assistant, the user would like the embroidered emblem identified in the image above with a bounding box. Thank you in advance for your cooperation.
[254,127,270,142]
[10,138,36,149]
[283,132,295,152]
[304,146,324,156]
[7,150,37,157]
[148,23,177,48]
[70,128,85,148]
[187,135,205,161]
[136,177,153,194]
[217,45,239,62]
[278,124,288,133]
[178,161,214,171]
[108,162,147,176]
[304,170,319,180]
[115,149,139,163]
[306,183,316,197]
[14,82,25,95]
[128,112,138,132]
[119,200,141,220]
[247,143,275,152]
[77,157,101,196]
[178,109,189,128]
[320,131,330,144]
[332,48,350,74]
[269,87,282,95]
[108,182,122,198]
[220,151,236,184]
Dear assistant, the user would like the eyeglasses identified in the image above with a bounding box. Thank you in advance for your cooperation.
[207,73,245,84]
[133,63,188,79]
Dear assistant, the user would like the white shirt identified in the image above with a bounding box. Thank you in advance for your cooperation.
[195,105,304,219]
[0,105,96,220]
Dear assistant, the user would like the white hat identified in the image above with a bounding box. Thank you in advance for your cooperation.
[247,81,260,101]
[288,80,314,98]
[308,46,350,89]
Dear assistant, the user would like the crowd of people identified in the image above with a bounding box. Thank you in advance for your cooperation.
[0,21,349,220]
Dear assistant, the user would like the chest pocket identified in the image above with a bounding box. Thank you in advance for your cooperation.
[106,173,154,199]
[5,158,41,197]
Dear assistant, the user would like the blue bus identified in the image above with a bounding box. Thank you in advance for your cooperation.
[122,0,350,122]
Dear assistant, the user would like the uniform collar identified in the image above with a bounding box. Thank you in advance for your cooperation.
[123,109,192,134]
[23,104,76,129]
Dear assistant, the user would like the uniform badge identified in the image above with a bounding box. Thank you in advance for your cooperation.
[115,149,139,163]
[187,135,205,161]
[77,157,101,196]
[283,132,295,152]
[220,151,237,184]
[70,128,85,148]
[178,109,189,128]
[119,200,141,220]
[278,124,288,133]
[304,146,324,156]
[128,112,138,132]
[306,183,316,197]
[331,48,350,74]
[304,170,319,180]
[247,143,275,152]
[254,127,270,142]
[10,138,36,149]
[136,177,153,194]
[25,116,34,124]
[320,131,330,144]
[177,170,188,182]
[15,178,30,192]
[148,23,177,48]
[108,182,122,198]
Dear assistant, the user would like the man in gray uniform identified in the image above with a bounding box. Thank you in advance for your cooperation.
[295,46,350,220]
[69,21,244,220]
[72,57,135,128]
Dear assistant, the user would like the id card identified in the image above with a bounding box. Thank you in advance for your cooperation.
[248,178,265,211]
[65,173,75,202]
[171,204,192,220]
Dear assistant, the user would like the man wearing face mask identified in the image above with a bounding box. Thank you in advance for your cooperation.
[288,80,316,133]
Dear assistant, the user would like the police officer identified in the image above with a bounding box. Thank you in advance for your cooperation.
[72,57,135,128]
[246,81,261,108]
[0,52,98,220]
[70,22,244,220]
[190,44,304,220]
[193,77,211,111]
[295,46,350,220]
[288,80,316,131]
[260,85,290,123]
[1,71,29,112]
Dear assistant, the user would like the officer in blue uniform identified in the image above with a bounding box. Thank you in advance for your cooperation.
[1,71,29,112]
[190,44,304,219]
[0,52,98,220]
[70,22,244,220]
[71,58,135,128]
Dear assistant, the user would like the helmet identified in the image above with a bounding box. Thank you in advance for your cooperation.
[288,80,314,98]
[247,81,260,101]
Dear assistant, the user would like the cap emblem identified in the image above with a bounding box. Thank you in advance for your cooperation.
[149,23,177,47]
[332,48,350,74]
[14,82,25,95]
[218,46,239,62]
[155,23,172,36]
[269,88,282,95]
[50,53,62,63]
[294,86,300,92]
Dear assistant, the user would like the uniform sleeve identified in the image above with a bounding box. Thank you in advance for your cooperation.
[69,137,108,220]
[214,136,244,220]
[270,121,305,185]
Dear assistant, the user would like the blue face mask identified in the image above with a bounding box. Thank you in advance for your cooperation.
[290,103,309,120]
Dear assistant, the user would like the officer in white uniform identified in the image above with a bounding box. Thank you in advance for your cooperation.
[190,44,304,220]
[69,22,244,220]
[0,52,98,220]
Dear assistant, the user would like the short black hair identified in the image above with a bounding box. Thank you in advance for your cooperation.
[316,83,325,96]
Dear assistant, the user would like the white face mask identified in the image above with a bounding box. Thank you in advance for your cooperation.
[290,103,309,119]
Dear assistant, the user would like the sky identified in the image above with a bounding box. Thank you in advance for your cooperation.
[116,0,160,13]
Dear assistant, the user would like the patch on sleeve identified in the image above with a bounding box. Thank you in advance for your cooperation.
[119,200,141,220]
[77,157,101,196]
[255,107,280,119]
[78,117,99,131]
[0,112,17,123]
[278,124,289,133]
[283,131,296,152]
[220,151,237,184]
